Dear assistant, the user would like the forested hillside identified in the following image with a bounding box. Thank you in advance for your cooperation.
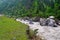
[0,0,60,19]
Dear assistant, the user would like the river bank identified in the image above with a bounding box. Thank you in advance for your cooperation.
[16,18,60,40]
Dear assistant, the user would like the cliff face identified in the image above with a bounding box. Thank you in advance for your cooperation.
[0,0,53,8]
[0,0,55,10]
[24,0,33,9]
[0,0,34,12]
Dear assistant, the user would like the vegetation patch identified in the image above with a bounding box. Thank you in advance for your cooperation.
[0,16,28,40]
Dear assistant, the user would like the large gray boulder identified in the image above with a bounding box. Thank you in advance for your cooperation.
[40,18,46,26]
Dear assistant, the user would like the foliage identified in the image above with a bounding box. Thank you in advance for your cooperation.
[0,0,60,19]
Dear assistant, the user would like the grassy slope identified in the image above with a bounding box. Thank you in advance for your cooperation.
[0,16,28,40]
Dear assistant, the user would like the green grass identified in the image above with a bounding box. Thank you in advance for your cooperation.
[0,16,28,40]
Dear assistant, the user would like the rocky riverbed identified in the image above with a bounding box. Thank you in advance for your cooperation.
[16,19,60,40]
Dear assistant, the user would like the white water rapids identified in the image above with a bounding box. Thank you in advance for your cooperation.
[16,19,60,40]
